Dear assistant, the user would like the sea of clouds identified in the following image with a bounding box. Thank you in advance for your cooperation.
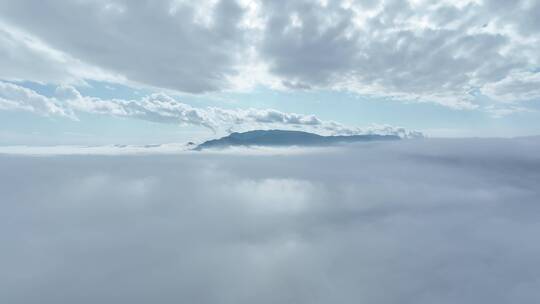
[1,138,540,303]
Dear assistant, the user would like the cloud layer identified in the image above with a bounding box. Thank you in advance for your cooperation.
[0,0,539,109]
[1,138,540,303]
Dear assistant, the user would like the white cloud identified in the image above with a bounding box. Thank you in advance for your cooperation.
[1,137,540,303]
[0,81,423,138]
[485,104,532,118]
[0,81,73,118]
[229,178,315,214]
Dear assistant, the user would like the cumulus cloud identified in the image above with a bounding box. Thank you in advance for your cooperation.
[0,81,73,118]
[0,0,539,109]
[0,81,422,137]
[1,138,540,303]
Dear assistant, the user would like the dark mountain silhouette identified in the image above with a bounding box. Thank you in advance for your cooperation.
[195,130,400,150]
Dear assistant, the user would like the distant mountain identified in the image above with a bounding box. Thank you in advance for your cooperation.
[195,130,400,150]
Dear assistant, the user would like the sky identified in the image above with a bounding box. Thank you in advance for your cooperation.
[2,138,540,303]
[2,2,540,302]
[1,0,540,144]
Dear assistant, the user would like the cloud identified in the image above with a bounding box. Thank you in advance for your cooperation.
[0,0,539,109]
[1,137,540,303]
[1,81,422,137]
[0,81,73,118]
[259,0,539,107]
[0,0,252,93]
[0,24,122,84]
[482,71,540,102]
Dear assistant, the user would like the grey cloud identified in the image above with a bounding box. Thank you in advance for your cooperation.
[482,71,540,102]
[0,25,122,84]
[281,80,312,90]
[1,138,540,303]
[0,0,250,93]
[261,0,360,85]
[0,27,74,83]
[260,0,537,107]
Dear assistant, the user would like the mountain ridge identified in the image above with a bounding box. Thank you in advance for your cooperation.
[195,129,400,150]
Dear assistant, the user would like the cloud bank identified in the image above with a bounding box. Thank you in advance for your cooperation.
[0,0,539,109]
[1,138,540,303]
[0,81,422,138]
